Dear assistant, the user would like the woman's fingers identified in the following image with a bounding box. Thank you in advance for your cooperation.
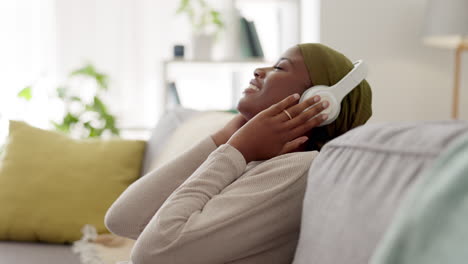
[268,93,330,143]
[278,136,309,155]
[288,113,328,141]
[285,95,322,120]
[275,94,323,123]
[267,93,301,116]
[285,100,329,129]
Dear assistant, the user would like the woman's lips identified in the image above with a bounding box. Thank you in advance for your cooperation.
[243,84,260,94]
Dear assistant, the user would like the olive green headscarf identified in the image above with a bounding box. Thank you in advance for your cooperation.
[298,43,372,150]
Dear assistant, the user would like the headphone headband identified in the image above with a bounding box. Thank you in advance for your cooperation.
[330,60,368,102]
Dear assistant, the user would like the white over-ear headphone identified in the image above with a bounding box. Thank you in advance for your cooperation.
[299,60,368,126]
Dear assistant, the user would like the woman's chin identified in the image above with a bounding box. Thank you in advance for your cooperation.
[237,102,261,121]
[236,101,253,120]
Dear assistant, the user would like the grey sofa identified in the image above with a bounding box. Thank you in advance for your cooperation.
[1,107,467,264]
[293,121,468,263]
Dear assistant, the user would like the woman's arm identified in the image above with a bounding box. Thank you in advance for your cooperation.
[129,143,314,264]
[104,136,217,240]
[105,114,247,240]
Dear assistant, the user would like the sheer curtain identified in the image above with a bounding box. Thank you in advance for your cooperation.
[0,0,58,145]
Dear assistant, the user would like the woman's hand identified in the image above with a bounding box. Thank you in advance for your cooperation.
[227,93,328,163]
[211,114,248,147]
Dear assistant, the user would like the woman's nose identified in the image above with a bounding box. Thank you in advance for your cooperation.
[254,68,266,78]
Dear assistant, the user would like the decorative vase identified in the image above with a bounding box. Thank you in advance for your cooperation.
[191,33,215,60]
[218,1,241,60]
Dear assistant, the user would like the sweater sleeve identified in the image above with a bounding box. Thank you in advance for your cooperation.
[129,144,309,264]
[105,136,218,240]
[131,144,246,264]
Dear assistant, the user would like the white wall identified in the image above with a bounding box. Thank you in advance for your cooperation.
[301,0,320,43]
[320,0,466,122]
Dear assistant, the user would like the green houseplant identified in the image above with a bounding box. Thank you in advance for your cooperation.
[176,0,224,35]
[17,64,120,139]
[176,0,224,60]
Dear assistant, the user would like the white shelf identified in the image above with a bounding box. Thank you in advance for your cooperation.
[164,59,269,64]
[162,59,272,111]
[237,0,298,2]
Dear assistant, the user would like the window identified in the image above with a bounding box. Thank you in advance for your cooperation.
[0,0,58,145]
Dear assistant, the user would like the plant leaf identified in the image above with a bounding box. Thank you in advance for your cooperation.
[63,113,79,126]
[70,64,96,77]
[56,86,67,99]
[51,120,70,133]
[103,114,115,127]
[71,64,109,90]
[18,86,32,101]
[176,0,190,14]
[110,126,120,136]
[211,10,224,28]
[93,96,108,115]
[83,122,100,138]
[95,73,108,90]
[101,113,120,136]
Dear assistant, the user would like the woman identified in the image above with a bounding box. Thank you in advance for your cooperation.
[105,43,372,264]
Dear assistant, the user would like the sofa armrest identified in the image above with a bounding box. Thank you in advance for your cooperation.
[293,121,468,264]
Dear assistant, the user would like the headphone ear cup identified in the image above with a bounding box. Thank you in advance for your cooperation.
[300,87,340,127]
[320,98,340,126]
[299,86,327,103]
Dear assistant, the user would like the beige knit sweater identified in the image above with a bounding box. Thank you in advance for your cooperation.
[105,136,318,264]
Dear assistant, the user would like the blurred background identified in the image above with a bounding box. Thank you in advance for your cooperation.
[0,0,466,143]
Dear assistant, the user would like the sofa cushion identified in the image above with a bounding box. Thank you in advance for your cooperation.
[0,241,81,264]
[0,121,145,243]
[141,107,200,175]
[293,121,468,264]
[147,110,236,171]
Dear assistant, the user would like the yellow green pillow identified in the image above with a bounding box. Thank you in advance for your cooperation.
[0,121,145,243]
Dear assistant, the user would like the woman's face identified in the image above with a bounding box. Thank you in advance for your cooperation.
[237,46,312,120]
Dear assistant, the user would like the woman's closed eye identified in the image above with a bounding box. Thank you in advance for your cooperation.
[274,61,289,71]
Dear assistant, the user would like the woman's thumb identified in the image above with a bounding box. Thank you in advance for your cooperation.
[279,137,308,155]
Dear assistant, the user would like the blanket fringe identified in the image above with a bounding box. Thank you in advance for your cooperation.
[72,224,104,264]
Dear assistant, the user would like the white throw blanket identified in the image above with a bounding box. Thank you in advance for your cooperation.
[72,225,134,264]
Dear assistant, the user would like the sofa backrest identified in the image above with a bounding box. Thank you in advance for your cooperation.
[143,108,235,174]
[293,121,468,264]
[141,107,201,175]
